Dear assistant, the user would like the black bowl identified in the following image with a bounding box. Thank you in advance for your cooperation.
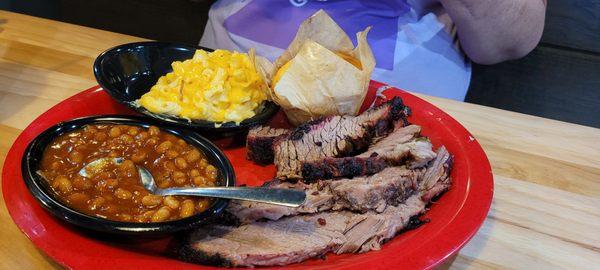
[21,115,235,235]
[93,41,279,132]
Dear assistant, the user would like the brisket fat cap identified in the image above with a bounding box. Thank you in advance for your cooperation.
[273,97,410,179]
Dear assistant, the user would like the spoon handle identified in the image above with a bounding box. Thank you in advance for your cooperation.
[156,187,306,207]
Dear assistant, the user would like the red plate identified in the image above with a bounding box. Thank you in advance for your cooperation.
[2,81,493,269]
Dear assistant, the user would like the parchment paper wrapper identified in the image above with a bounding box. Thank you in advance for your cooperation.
[256,10,376,126]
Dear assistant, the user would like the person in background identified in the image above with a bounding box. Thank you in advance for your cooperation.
[199,0,546,101]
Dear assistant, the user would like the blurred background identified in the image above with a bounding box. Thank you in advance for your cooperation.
[1,0,599,128]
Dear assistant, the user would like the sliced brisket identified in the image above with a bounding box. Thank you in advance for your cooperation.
[301,125,436,180]
[273,97,410,179]
[301,156,389,181]
[246,126,290,165]
[227,167,422,224]
[181,196,426,267]
[179,147,452,267]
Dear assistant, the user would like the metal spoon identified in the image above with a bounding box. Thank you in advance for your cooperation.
[79,158,306,207]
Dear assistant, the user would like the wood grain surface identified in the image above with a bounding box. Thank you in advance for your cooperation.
[0,11,598,270]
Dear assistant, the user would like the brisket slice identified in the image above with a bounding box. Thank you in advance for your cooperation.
[227,167,422,224]
[301,125,437,180]
[178,147,452,267]
[273,97,410,179]
[180,196,426,268]
[301,157,389,182]
[246,126,290,165]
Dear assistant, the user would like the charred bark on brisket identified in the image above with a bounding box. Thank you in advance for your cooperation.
[246,126,290,165]
[273,97,411,179]
[301,156,388,181]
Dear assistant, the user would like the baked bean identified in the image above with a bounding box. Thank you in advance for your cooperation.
[94,132,107,141]
[69,151,84,164]
[54,176,73,193]
[131,150,147,164]
[119,134,134,144]
[172,171,186,179]
[193,176,206,186]
[114,188,133,200]
[155,172,170,182]
[206,165,218,181]
[51,161,61,170]
[85,125,97,133]
[72,176,92,190]
[180,200,195,218]
[119,160,135,171]
[40,124,219,222]
[82,130,94,139]
[185,149,201,163]
[151,206,171,222]
[156,141,173,153]
[177,139,187,146]
[189,169,200,177]
[89,197,105,211]
[157,178,173,189]
[109,126,121,138]
[127,126,140,136]
[141,194,163,207]
[136,131,149,141]
[199,158,208,169]
[141,210,156,221]
[104,203,117,214]
[67,193,89,204]
[146,137,159,146]
[148,126,160,136]
[173,171,186,185]
[166,150,179,159]
[105,178,119,189]
[196,199,210,212]
[175,157,188,169]
[95,171,115,181]
[95,178,116,192]
[163,161,176,171]
[51,176,63,189]
[164,196,180,210]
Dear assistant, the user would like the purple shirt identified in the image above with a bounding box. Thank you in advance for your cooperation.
[200,0,471,101]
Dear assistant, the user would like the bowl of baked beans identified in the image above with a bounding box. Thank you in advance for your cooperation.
[21,115,235,235]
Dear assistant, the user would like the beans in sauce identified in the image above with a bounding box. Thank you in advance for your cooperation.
[39,124,218,222]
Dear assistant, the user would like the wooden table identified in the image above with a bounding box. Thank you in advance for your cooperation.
[0,11,598,269]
